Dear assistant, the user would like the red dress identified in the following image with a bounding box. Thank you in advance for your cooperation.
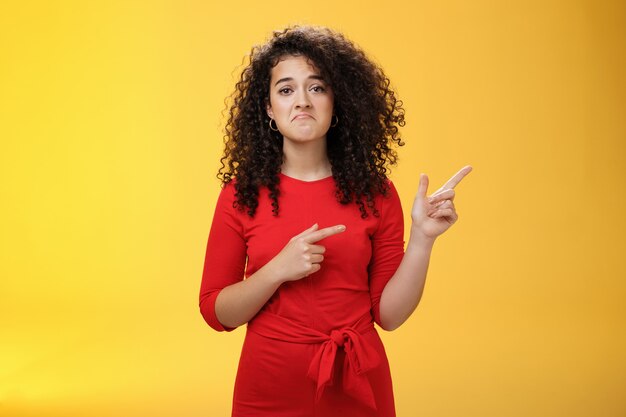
[199,173,405,417]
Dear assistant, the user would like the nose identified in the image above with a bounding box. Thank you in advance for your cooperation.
[294,89,312,108]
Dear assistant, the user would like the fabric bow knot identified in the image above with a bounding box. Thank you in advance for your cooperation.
[248,312,381,410]
[306,327,380,410]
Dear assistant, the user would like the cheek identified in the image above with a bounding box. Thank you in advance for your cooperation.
[315,96,333,114]
[271,98,290,116]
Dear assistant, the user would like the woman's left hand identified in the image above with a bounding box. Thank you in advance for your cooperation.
[410,165,473,240]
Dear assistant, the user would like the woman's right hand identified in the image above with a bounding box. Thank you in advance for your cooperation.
[266,223,346,284]
[213,223,346,329]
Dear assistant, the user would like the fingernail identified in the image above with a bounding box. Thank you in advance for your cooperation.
[337,225,346,231]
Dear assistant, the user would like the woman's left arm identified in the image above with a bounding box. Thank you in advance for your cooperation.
[378,166,472,331]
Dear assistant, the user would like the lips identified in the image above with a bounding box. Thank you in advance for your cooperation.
[292,113,314,121]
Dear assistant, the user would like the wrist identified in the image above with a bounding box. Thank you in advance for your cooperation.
[408,225,436,250]
[260,261,286,287]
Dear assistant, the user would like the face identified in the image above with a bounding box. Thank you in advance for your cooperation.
[266,55,334,145]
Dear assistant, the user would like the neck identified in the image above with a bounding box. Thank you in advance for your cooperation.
[281,139,331,181]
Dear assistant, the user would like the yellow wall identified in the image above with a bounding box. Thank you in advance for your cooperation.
[1,1,624,416]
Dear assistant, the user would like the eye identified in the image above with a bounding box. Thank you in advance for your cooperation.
[278,87,293,95]
[310,85,326,93]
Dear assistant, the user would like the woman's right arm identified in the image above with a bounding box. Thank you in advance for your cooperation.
[213,261,284,329]
[199,184,248,331]
[214,223,346,328]
[199,184,345,331]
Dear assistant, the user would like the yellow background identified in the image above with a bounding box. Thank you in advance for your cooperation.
[1,1,624,416]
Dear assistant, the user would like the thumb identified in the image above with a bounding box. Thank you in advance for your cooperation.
[417,173,429,198]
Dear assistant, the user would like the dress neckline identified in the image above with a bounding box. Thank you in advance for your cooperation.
[279,172,334,185]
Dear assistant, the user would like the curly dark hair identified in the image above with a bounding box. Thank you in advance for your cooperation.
[219,25,405,218]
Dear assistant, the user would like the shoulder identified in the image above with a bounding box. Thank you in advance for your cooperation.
[217,179,236,195]
[377,179,403,215]
[215,180,239,210]
[379,179,400,202]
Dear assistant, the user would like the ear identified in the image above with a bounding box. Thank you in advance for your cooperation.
[266,102,274,119]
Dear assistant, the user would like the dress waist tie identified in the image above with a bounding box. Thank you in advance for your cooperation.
[248,312,380,410]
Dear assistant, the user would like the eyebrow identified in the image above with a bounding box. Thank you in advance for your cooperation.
[274,75,325,86]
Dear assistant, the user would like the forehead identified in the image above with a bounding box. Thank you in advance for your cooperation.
[270,55,320,79]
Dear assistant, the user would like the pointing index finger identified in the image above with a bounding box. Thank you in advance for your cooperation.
[442,165,473,190]
[304,225,346,244]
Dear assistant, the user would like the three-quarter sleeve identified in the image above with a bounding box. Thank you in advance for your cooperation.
[368,181,405,328]
[199,183,247,332]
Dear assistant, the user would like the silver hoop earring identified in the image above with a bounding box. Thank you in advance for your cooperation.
[331,115,339,128]
[269,118,279,132]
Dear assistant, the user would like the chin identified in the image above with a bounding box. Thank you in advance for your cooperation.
[283,131,328,143]
[284,137,326,144]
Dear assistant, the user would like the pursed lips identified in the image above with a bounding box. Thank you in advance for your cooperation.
[292,113,314,121]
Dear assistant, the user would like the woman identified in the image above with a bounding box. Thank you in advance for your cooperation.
[200,25,471,417]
